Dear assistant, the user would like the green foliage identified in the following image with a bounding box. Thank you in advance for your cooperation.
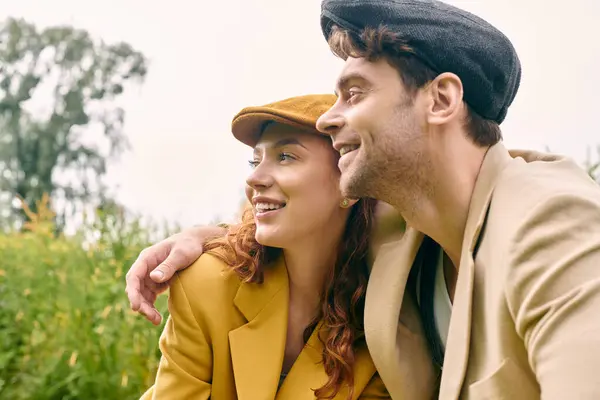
[584,145,600,183]
[0,17,148,229]
[0,197,166,399]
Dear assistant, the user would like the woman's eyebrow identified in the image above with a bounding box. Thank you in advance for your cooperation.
[254,137,308,156]
[272,137,308,150]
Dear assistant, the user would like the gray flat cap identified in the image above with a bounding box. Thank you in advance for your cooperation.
[320,0,521,124]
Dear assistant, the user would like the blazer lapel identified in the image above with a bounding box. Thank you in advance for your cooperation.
[439,143,513,399]
[276,323,327,399]
[277,323,377,399]
[363,229,428,399]
[229,257,289,400]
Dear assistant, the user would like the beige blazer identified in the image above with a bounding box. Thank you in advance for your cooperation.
[141,253,393,399]
[366,143,600,399]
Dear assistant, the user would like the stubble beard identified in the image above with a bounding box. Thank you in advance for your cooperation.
[340,107,432,217]
[339,146,391,201]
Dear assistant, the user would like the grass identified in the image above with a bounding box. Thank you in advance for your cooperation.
[0,196,167,399]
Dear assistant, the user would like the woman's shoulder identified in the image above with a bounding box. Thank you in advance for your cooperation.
[173,252,243,305]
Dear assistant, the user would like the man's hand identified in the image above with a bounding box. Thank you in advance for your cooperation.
[125,225,227,325]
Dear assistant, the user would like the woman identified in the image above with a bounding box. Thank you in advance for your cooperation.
[141,94,389,399]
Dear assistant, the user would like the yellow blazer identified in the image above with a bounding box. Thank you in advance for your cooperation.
[365,142,600,399]
[141,253,390,399]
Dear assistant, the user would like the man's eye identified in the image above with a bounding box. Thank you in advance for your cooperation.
[347,88,362,102]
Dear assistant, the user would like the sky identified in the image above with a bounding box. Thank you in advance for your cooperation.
[3,0,599,229]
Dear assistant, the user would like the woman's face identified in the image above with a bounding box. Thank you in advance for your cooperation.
[245,123,348,248]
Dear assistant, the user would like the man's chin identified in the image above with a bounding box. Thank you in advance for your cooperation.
[340,172,366,199]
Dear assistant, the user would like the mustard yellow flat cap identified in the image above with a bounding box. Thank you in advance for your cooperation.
[231,94,337,147]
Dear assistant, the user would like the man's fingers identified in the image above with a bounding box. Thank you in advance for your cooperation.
[140,285,157,305]
[126,243,170,311]
[137,283,166,325]
[127,277,168,317]
[149,268,166,283]
[142,276,168,294]
[125,275,143,311]
[127,242,170,282]
[125,229,214,323]
[150,249,192,283]
[139,302,162,325]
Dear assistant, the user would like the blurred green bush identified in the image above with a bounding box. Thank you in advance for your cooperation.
[0,195,167,399]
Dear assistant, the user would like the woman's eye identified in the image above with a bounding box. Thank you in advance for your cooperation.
[248,160,260,168]
[279,153,294,162]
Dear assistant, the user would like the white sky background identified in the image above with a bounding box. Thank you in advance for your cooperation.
[2,0,599,230]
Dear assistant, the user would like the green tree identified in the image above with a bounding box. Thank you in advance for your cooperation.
[0,17,147,231]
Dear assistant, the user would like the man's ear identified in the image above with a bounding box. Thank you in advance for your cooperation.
[426,72,464,125]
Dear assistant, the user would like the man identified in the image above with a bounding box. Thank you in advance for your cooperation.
[126,1,600,398]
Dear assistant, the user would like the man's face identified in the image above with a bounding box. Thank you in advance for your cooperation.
[316,57,431,208]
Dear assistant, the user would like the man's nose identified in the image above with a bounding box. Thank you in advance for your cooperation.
[316,102,345,137]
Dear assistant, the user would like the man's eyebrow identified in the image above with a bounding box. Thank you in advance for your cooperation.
[334,72,370,96]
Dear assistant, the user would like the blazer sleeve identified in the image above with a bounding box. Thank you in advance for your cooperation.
[506,192,600,399]
[142,274,213,399]
[358,373,391,399]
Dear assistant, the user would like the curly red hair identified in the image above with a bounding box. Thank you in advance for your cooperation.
[204,197,378,399]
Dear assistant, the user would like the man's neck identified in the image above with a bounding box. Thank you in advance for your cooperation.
[397,141,488,273]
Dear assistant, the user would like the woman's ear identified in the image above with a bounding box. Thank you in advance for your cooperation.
[341,198,359,208]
